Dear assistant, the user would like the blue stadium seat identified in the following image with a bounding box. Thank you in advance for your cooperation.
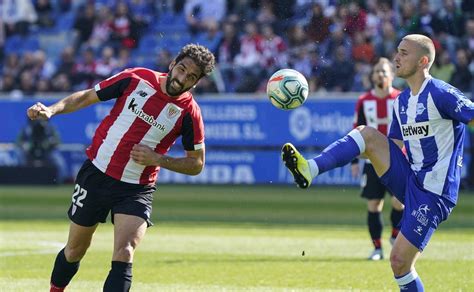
[4,35,40,54]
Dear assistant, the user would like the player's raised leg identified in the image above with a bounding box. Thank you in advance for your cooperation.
[103,214,148,292]
[282,125,391,188]
[50,222,98,292]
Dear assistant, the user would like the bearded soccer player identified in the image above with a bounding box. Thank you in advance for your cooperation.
[282,34,474,291]
[351,57,404,261]
[27,44,215,292]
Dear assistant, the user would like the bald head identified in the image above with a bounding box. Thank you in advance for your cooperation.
[402,34,436,70]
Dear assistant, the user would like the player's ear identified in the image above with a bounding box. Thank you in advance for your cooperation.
[420,55,429,68]
[169,60,176,71]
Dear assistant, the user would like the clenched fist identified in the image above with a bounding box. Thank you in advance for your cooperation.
[27,102,53,120]
[130,144,161,166]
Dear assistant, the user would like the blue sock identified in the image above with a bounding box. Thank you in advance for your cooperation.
[310,129,366,176]
[395,270,424,291]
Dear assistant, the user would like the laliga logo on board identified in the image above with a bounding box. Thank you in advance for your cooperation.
[289,107,312,141]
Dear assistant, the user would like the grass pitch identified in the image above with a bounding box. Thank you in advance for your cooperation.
[0,185,473,291]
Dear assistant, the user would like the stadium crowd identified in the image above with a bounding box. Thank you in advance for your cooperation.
[0,0,473,97]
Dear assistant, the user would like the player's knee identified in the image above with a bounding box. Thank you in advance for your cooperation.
[357,126,383,154]
[64,244,89,262]
[390,253,410,276]
[113,244,135,262]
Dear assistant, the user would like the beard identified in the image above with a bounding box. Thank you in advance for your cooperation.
[165,77,190,96]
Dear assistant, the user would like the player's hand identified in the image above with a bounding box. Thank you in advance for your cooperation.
[130,144,161,166]
[351,163,360,178]
[27,102,53,120]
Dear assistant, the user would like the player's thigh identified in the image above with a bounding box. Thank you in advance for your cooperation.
[66,221,98,248]
[358,126,391,177]
[112,214,148,255]
[65,221,99,260]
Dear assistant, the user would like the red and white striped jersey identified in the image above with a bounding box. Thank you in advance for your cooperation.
[353,89,400,135]
[86,67,205,185]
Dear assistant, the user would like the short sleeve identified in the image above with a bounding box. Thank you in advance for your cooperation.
[181,105,205,151]
[94,69,134,101]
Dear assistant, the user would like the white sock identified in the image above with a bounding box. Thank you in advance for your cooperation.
[308,159,319,178]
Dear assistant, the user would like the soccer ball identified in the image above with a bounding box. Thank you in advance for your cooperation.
[266,69,309,110]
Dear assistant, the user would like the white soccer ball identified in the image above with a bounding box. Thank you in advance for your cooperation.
[266,69,309,110]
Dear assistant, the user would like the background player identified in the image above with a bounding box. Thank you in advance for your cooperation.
[282,34,474,291]
[351,57,404,260]
[27,44,215,292]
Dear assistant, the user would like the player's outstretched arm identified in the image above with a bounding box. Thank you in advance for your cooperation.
[27,89,100,120]
[130,144,205,175]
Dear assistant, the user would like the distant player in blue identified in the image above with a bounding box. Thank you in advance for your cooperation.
[282,34,474,291]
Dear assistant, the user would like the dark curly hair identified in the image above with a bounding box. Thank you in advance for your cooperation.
[174,44,216,78]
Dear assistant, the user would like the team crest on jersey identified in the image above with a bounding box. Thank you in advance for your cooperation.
[167,104,181,119]
[416,103,426,115]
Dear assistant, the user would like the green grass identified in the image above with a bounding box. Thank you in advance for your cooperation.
[0,185,473,291]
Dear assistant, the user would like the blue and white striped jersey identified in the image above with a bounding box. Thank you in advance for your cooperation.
[389,77,474,204]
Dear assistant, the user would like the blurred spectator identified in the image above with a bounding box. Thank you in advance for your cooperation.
[32,50,56,80]
[2,0,38,36]
[196,20,222,53]
[305,3,332,44]
[115,47,134,72]
[430,50,455,82]
[95,46,118,79]
[72,48,98,89]
[322,45,354,92]
[73,4,96,50]
[51,73,72,92]
[320,25,352,63]
[460,18,474,53]
[0,74,16,92]
[154,48,173,72]
[450,48,472,92]
[351,61,372,92]
[86,6,113,51]
[215,21,240,92]
[398,1,420,36]
[184,0,226,35]
[374,21,399,58]
[109,2,138,49]
[256,0,277,26]
[418,0,436,36]
[16,119,66,183]
[36,78,51,93]
[352,32,375,63]
[34,0,55,28]
[3,53,21,77]
[54,46,76,79]
[344,2,367,37]
[18,70,36,96]
[128,0,155,30]
[260,24,287,75]
[234,21,264,92]
[434,0,465,37]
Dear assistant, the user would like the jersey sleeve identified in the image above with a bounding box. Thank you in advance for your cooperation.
[94,69,134,101]
[434,85,474,124]
[388,107,402,140]
[180,104,205,151]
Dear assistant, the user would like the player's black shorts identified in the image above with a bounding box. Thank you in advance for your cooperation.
[67,159,156,227]
[360,163,392,200]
